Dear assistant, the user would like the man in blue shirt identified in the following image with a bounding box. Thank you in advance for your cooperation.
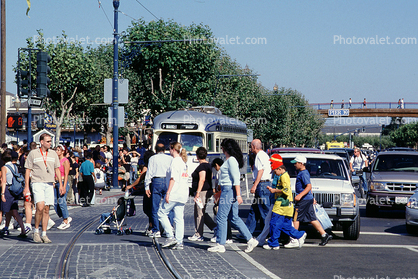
[79,154,95,207]
[287,155,332,247]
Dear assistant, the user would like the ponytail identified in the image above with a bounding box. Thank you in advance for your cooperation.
[170,142,188,163]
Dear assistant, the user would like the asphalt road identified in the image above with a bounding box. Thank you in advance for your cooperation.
[241,204,418,279]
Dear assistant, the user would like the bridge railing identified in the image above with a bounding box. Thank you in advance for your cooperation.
[310,102,418,110]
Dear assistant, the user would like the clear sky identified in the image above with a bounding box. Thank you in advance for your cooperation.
[3,0,418,105]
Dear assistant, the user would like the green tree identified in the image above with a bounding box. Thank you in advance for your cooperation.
[390,122,418,148]
[122,19,221,117]
[20,31,110,145]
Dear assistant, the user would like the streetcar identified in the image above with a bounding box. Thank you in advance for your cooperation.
[152,106,248,183]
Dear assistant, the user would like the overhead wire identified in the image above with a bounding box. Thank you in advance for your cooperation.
[134,0,160,21]
[97,0,113,29]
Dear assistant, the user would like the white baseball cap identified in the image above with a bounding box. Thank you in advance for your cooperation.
[290,155,307,164]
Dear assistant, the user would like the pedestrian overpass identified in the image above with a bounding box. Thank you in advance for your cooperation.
[310,102,418,117]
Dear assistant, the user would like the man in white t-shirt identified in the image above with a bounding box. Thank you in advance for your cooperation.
[245,139,272,235]
[350,148,368,193]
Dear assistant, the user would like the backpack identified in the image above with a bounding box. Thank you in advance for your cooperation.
[125,197,136,217]
[5,164,25,197]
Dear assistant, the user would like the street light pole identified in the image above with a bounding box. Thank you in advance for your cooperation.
[112,0,120,188]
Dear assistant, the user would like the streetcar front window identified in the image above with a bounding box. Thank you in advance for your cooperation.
[180,133,204,152]
[157,132,178,150]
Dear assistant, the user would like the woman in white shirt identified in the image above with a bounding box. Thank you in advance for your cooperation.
[158,142,188,250]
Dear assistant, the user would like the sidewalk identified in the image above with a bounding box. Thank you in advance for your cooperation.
[0,185,275,279]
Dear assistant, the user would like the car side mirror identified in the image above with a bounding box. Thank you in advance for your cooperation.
[362,166,370,172]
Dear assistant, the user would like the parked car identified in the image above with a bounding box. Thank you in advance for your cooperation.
[268,147,323,156]
[365,151,418,216]
[406,191,418,234]
[281,152,360,240]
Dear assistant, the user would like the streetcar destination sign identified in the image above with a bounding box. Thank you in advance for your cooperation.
[328,109,350,116]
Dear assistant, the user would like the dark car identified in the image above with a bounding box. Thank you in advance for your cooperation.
[384,147,416,152]
[365,151,418,216]
[268,147,324,156]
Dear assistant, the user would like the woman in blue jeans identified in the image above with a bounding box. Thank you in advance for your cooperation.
[208,138,258,253]
[54,145,72,230]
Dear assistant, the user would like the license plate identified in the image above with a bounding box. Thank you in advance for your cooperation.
[395,196,408,204]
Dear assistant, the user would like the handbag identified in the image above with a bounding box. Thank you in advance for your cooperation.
[314,204,333,230]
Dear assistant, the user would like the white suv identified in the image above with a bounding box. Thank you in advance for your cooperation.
[280,153,360,240]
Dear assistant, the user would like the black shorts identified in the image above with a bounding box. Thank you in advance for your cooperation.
[294,199,317,223]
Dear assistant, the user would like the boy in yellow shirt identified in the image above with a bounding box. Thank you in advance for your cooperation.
[264,154,307,250]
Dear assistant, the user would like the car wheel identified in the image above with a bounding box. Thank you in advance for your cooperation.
[343,217,360,240]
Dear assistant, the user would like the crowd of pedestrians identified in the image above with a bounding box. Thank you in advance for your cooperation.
[0,134,152,243]
[1,135,332,252]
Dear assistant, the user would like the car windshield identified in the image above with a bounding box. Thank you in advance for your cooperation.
[373,154,418,172]
[283,158,348,180]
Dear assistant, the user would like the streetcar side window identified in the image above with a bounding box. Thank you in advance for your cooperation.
[216,139,220,153]
[207,133,214,152]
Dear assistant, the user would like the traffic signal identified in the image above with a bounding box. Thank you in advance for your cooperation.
[7,114,24,129]
[17,70,31,97]
[36,51,51,98]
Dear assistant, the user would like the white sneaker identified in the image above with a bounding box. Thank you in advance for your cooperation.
[208,243,226,253]
[188,233,204,242]
[263,244,280,250]
[210,236,217,243]
[245,238,259,253]
[225,239,233,244]
[162,237,177,248]
[298,232,307,248]
[57,222,71,230]
[149,231,161,238]
[47,219,55,230]
[67,217,72,223]
[284,238,300,249]
[0,221,5,230]
[16,223,32,234]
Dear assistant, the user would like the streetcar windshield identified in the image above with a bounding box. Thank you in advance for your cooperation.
[180,133,204,151]
[157,132,178,150]
[156,132,204,152]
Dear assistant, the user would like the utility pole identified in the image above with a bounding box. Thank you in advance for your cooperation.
[0,0,6,144]
[112,0,120,188]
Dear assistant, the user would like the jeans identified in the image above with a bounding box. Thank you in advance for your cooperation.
[216,185,252,245]
[100,212,112,224]
[158,201,185,244]
[54,181,70,219]
[151,177,168,233]
[245,181,272,234]
[354,168,367,192]
[130,165,138,184]
[256,204,274,245]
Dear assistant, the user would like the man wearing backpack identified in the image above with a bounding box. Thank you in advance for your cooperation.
[24,134,62,243]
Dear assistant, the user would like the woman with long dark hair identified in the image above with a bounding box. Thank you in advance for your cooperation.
[208,138,257,253]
